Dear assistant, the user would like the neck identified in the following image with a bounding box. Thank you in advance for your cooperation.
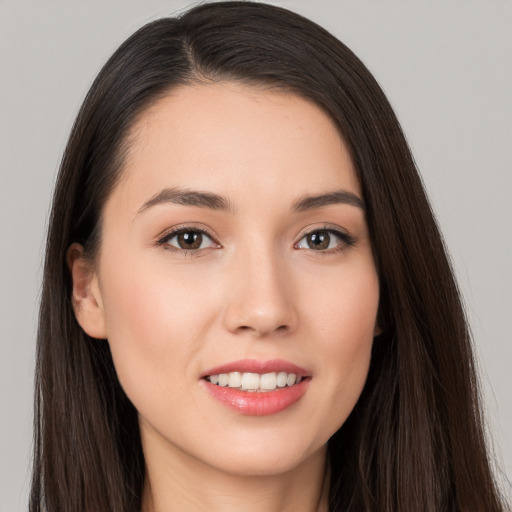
[141,428,329,512]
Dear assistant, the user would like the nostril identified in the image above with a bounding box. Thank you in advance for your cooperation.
[234,323,290,336]
[223,292,298,336]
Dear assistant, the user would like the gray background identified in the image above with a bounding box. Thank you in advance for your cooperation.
[1,1,511,510]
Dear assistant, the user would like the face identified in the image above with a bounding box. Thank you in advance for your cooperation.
[72,82,380,477]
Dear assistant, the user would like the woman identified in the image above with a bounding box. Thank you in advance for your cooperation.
[30,2,508,511]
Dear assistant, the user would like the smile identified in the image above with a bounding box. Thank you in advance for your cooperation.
[206,371,303,392]
[201,359,311,415]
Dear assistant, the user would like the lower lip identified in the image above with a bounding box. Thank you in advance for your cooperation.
[202,378,310,416]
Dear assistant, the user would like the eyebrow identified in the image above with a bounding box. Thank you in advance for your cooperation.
[292,190,366,212]
[137,187,365,215]
[137,187,234,215]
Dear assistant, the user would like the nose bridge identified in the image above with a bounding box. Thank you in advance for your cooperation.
[222,238,297,336]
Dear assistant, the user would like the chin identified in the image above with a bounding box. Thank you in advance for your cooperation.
[197,433,327,478]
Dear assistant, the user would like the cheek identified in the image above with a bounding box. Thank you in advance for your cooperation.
[304,255,379,351]
[303,261,378,431]
[97,257,215,404]
[326,269,378,374]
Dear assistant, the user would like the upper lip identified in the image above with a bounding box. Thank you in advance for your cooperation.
[201,359,310,378]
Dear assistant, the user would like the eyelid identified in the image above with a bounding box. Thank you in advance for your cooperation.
[156,224,222,251]
[294,224,356,252]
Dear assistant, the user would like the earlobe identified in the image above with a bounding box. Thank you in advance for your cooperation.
[67,243,107,339]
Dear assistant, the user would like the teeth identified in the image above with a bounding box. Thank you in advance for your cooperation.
[260,372,277,390]
[241,372,260,390]
[228,372,242,388]
[276,371,288,387]
[207,371,303,391]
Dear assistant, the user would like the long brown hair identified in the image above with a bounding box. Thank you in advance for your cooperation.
[31,2,508,511]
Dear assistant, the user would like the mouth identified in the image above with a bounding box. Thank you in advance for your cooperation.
[205,371,305,392]
[200,359,311,415]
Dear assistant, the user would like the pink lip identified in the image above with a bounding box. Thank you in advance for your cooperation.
[200,359,311,416]
[202,378,310,416]
[201,358,309,378]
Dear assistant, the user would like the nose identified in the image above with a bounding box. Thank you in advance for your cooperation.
[221,247,298,337]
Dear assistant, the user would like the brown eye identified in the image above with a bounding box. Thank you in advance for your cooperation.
[296,228,355,252]
[305,231,330,250]
[161,229,217,252]
[177,231,203,249]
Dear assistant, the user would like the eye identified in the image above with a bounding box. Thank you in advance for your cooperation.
[295,228,355,252]
[158,228,219,252]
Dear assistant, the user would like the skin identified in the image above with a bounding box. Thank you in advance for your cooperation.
[69,82,380,512]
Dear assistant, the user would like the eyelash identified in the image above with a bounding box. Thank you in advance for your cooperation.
[157,226,220,257]
[295,226,356,254]
[156,225,356,257]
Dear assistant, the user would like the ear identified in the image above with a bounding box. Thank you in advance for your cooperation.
[373,301,388,338]
[67,243,107,339]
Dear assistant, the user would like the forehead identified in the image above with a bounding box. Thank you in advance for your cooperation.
[110,81,360,213]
